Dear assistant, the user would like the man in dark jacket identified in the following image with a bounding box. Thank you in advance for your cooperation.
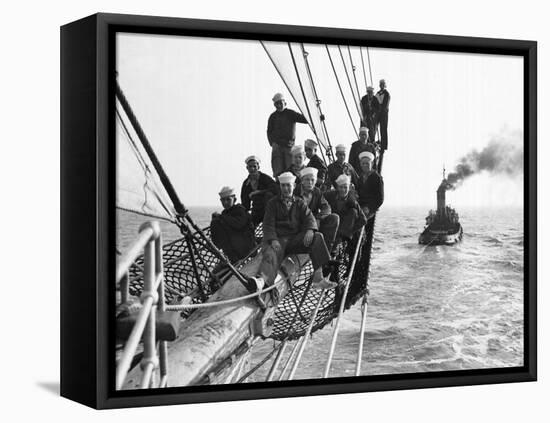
[360,86,380,142]
[211,186,256,263]
[304,138,328,188]
[349,127,377,173]
[267,92,308,177]
[246,172,336,296]
[326,144,359,190]
[241,155,279,226]
[375,79,390,150]
[325,174,367,243]
[356,151,384,219]
[295,167,339,252]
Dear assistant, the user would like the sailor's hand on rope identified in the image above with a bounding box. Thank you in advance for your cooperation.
[303,229,314,247]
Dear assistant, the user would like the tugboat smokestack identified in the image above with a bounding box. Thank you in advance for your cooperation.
[437,182,446,214]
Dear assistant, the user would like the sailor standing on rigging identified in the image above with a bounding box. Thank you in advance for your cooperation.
[240,156,279,227]
[375,79,390,150]
[246,171,337,299]
[360,86,380,142]
[304,138,328,189]
[267,93,309,177]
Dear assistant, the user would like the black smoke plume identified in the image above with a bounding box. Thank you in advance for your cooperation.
[446,129,523,190]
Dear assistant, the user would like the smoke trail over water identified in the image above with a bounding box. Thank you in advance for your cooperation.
[446,129,523,190]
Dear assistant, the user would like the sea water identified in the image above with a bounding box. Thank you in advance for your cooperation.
[117,205,524,380]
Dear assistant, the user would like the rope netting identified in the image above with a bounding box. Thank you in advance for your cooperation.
[127,215,375,341]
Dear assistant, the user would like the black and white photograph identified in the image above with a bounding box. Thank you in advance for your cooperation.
[114,30,525,391]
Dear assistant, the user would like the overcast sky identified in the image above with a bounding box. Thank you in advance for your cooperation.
[116,32,523,209]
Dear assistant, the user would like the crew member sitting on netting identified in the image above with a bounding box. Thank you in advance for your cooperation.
[210,186,257,289]
[304,138,328,189]
[245,171,337,300]
[326,144,359,190]
[349,127,377,173]
[241,155,279,227]
[283,144,306,186]
[356,151,384,219]
[324,174,367,246]
[294,167,339,252]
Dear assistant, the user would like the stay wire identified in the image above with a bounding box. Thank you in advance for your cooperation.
[337,45,362,120]
[288,43,318,139]
[325,45,359,139]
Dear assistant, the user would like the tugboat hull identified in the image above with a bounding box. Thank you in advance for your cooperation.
[419,224,463,245]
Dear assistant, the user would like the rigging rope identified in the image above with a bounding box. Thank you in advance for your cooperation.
[323,227,365,378]
[288,43,318,140]
[337,45,362,120]
[360,47,369,92]
[300,43,335,164]
[348,46,363,107]
[366,47,374,86]
[325,45,359,139]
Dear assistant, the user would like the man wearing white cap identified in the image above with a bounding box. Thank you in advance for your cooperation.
[360,86,380,141]
[326,144,359,190]
[324,174,367,243]
[245,171,336,298]
[356,151,384,218]
[211,186,256,263]
[295,167,340,252]
[375,79,390,150]
[241,155,279,226]
[349,127,377,174]
[283,144,307,186]
[304,138,328,188]
[267,92,309,177]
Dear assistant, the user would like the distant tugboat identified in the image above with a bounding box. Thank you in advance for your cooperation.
[419,169,463,245]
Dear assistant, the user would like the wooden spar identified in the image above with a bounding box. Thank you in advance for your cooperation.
[122,252,310,389]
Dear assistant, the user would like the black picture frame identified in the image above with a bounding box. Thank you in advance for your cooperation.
[60,12,537,409]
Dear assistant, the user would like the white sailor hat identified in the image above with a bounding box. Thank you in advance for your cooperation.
[359,126,368,134]
[218,186,235,198]
[245,155,261,165]
[335,144,347,153]
[304,138,318,148]
[300,167,318,178]
[278,172,296,184]
[291,145,305,156]
[366,86,374,92]
[358,151,375,161]
[272,92,285,102]
[335,174,351,186]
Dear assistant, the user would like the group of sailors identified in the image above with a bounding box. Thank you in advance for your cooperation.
[210,83,388,298]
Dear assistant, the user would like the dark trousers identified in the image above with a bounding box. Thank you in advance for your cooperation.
[336,209,360,240]
[210,219,255,263]
[271,143,293,177]
[318,214,339,252]
[258,232,330,286]
[379,111,388,150]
